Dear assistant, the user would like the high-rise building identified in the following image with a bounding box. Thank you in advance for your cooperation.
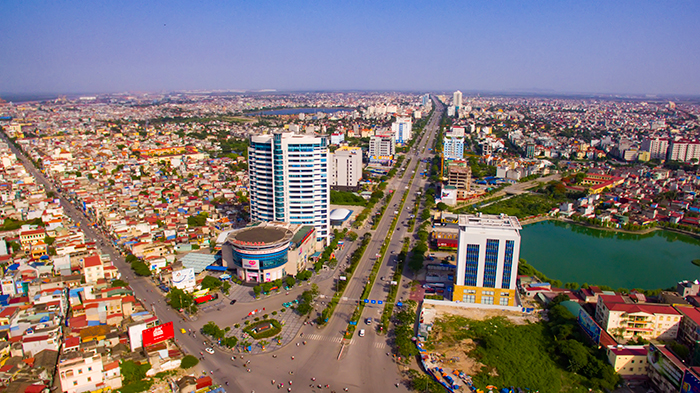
[453,90,462,109]
[248,131,330,245]
[391,116,413,144]
[667,139,700,163]
[369,133,395,160]
[443,127,466,160]
[452,214,521,307]
[640,137,669,160]
[330,146,363,191]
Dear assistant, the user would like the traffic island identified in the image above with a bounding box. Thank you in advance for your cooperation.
[243,319,283,339]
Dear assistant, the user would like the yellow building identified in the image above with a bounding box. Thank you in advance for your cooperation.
[606,345,648,377]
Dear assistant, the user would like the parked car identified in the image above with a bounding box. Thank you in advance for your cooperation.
[230,299,237,305]
[359,329,365,337]
[205,347,215,354]
[366,317,373,325]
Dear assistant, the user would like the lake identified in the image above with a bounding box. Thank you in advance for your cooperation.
[245,107,354,116]
[520,220,700,290]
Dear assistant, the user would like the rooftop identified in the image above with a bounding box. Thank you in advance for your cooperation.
[458,213,522,230]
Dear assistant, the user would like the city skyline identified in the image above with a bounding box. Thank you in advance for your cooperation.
[1,1,700,96]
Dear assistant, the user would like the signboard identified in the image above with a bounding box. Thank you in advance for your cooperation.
[649,343,684,389]
[142,321,174,347]
[577,309,601,344]
[682,370,700,393]
[242,258,259,269]
[172,268,195,290]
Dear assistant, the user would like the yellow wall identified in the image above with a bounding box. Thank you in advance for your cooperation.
[452,285,517,307]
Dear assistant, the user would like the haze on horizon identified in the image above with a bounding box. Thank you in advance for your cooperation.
[1,1,699,96]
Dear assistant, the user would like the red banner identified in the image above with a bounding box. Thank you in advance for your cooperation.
[142,321,174,347]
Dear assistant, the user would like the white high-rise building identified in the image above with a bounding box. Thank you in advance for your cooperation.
[453,90,463,109]
[369,134,396,160]
[444,127,466,160]
[452,214,521,307]
[330,146,363,191]
[667,139,700,163]
[248,131,330,245]
[391,116,413,144]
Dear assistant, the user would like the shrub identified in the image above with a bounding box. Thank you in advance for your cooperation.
[180,355,199,369]
[272,311,277,316]
[263,314,268,319]
[234,324,240,328]
[254,317,260,322]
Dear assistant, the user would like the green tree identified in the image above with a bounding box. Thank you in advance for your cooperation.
[201,276,222,291]
[221,281,231,295]
[180,355,199,369]
[120,360,151,385]
[131,261,151,276]
[111,279,129,288]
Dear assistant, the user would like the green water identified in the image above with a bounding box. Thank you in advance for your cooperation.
[520,220,700,290]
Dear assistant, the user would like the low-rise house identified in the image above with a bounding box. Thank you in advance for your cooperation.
[595,294,681,342]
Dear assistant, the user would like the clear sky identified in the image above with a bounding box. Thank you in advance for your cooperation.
[1,1,699,95]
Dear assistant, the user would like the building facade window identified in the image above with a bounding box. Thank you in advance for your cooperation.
[482,296,494,305]
[462,295,476,303]
[501,240,514,289]
[499,297,509,306]
[464,244,479,286]
[483,239,499,287]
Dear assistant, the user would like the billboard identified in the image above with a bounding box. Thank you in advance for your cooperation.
[648,343,684,389]
[142,321,174,347]
[172,268,195,290]
[242,258,259,269]
[577,309,601,344]
[682,370,700,393]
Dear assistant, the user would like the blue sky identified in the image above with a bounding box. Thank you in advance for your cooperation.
[1,1,699,95]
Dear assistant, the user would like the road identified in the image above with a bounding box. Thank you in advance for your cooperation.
[0,97,444,392]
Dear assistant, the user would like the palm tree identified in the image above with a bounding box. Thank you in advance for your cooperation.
[259,340,269,351]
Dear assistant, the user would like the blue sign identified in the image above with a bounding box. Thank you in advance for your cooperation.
[682,370,700,393]
[349,321,357,326]
[396,302,403,307]
[363,299,369,304]
[370,300,376,304]
[578,309,601,345]
[378,301,383,305]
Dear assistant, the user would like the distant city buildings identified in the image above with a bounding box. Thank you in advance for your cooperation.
[248,131,330,245]
[453,90,462,110]
[452,214,521,308]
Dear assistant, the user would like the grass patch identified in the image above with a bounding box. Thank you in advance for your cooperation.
[117,380,153,393]
[478,193,560,218]
[243,319,282,339]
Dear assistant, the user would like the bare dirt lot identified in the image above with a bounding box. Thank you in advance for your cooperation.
[421,303,541,376]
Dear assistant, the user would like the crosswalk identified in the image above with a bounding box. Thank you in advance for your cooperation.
[305,334,387,349]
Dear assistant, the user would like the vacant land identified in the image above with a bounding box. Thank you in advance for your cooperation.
[425,314,597,392]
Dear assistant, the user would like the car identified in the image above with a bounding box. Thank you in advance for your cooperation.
[205,347,215,354]
[230,299,237,305]
[180,328,187,334]
[380,276,385,281]
[366,317,373,325]
[359,329,365,337]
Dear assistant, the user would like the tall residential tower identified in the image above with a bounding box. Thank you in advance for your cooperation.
[248,131,330,245]
[452,214,521,307]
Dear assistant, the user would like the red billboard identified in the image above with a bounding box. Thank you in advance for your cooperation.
[142,321,174,347]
